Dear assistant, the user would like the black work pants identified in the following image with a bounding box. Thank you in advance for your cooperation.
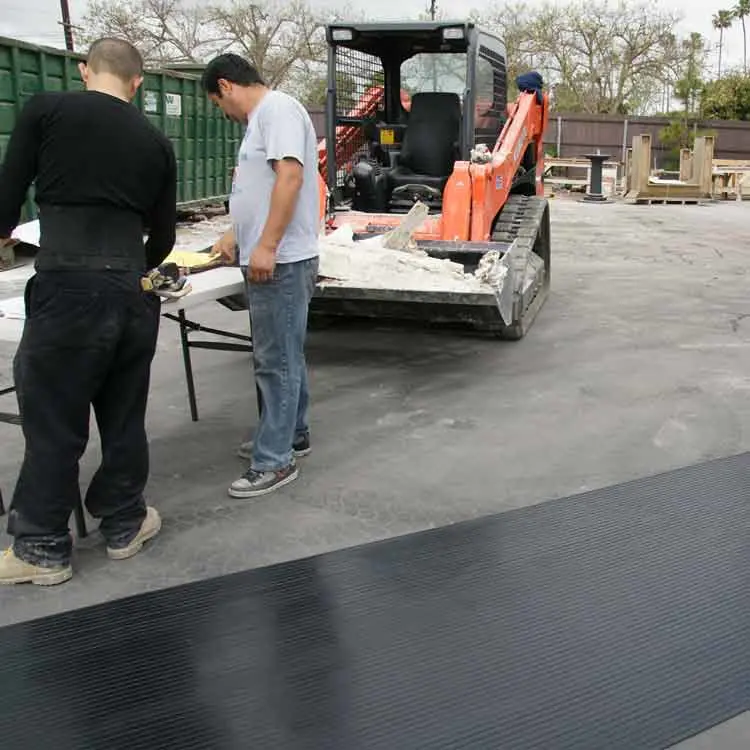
[8,270,161,567]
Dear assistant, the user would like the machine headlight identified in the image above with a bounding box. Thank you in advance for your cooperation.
[442,27,464,40]
[331,28,354,41]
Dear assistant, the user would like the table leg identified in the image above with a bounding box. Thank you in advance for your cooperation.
[0,387,15,518]
[73,500,87,539]
[178,309,199,422]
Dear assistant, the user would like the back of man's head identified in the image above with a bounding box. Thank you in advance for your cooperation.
[202,54,265,96]
[86,38,144,82]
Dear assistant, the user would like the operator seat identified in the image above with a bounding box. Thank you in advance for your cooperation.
[388,91,462,202]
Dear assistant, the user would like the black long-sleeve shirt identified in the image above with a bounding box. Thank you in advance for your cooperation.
[0,90,177,271]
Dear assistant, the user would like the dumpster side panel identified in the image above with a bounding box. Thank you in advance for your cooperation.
[0,36,241,222]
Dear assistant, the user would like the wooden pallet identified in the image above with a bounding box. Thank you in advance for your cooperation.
[628,197,704,206]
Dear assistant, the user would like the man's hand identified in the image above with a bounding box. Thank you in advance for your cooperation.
[248,243,276,283]
[0,237,18,249]
[211,229,236,264]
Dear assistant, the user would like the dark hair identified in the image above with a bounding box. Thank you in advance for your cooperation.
[202,54,265,95]
[87,37,143,81]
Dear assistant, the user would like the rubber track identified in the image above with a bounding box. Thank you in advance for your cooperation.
[491,193,548,251]
[491,194,549,336]
[493,194,548,293]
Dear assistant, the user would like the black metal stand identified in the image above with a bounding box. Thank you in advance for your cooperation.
[583,152,611,202]
[163,307,253,422]
[0,385,20,518]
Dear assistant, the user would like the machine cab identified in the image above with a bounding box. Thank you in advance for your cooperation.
[322,21,508,214]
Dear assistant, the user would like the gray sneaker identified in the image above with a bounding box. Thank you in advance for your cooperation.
[237,433,311,461]
[228,462,299,498]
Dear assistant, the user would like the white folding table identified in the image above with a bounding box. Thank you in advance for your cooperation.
[0,264,249,420]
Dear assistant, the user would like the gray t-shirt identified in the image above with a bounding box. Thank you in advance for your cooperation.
[229,90,320,265]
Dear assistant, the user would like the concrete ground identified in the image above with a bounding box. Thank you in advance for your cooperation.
[1,197,750,746]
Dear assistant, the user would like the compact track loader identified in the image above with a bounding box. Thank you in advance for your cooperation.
[313,21,551,339]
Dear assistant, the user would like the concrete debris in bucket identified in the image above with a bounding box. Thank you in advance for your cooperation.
[318,225,507,295]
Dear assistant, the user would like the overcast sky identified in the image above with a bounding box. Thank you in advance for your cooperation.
[1,0,745,73]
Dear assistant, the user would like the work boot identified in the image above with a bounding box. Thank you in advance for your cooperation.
[106,506,162,561]
[228,462,299,499]
[0,547,72,586]
[237,432,311,460]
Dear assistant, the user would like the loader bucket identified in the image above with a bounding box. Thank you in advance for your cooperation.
[309,236,548,339]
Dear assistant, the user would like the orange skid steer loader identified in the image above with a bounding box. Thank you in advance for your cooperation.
[312,21,551,339]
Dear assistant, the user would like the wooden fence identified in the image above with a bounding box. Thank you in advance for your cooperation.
[545,114,750,166]
[306,108,750,167]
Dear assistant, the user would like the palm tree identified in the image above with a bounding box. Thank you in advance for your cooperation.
[714,10,735,77]
[736,0,750,73]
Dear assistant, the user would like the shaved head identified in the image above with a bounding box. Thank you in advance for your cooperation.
[86,38,143,82]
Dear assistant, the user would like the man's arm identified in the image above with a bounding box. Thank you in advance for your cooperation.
[257,158,304,252]
[257,101,307,252]
[0,95,47,239]
[144,142,178,269]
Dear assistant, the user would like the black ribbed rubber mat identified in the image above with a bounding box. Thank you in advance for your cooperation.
[2,453,750,749]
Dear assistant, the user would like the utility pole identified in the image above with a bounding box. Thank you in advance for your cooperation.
[60,0,75,51]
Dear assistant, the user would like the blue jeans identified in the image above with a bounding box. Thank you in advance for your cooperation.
[244,256,319,471]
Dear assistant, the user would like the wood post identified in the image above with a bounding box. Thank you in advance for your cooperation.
[630,134,651,194]
[692,136,715,197]
[624,148,632,194]
[679,149,693,182]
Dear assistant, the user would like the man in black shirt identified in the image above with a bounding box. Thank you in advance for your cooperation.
[0,37,177,585]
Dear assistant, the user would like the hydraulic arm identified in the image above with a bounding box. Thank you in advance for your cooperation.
[443,90,550,242]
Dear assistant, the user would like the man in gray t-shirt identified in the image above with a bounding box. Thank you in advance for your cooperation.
[203,54,320,498]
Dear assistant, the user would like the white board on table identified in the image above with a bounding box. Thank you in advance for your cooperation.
[11,220,40,247]
[0,296,25,319]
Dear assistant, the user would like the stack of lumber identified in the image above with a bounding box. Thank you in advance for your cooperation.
[711,159,750,201]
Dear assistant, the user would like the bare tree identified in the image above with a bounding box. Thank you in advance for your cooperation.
[483,0,687,114]
[206,0,326,87]
[266,3,365,97]
[471,3,539,91]
[79,0,336,86]
[80,0,225,64]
